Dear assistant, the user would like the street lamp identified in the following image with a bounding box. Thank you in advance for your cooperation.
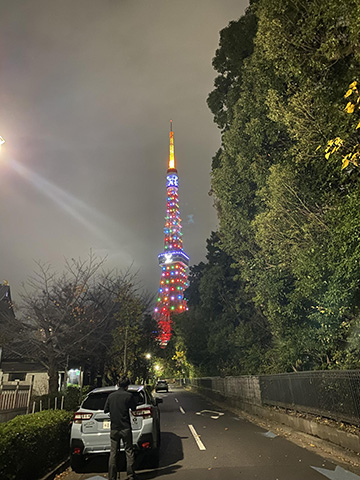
[145,353,151,360]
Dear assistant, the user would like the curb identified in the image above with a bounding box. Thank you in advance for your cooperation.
[39,458,70,480]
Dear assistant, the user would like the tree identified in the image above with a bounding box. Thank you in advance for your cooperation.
[104,286,156,383]
[175,233,270,375]
[206,0,360,372]
[15,253,153,393]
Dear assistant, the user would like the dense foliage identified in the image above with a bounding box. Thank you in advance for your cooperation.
[179,0,360,374]
[0,410,72,480]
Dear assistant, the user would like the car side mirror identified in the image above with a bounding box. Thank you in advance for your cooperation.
[155,398,163,405]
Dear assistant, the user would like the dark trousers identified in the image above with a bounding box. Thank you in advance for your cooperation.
[109,428,135,480]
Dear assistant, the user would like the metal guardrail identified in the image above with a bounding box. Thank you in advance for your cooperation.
[189,370,360,426]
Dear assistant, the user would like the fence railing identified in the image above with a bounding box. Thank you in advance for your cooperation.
[189,370,360,426]
[0,383,31,411]
[259,370,360,426]
[0,381,66,422]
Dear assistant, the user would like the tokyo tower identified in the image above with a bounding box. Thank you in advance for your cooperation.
[154,121,189,347]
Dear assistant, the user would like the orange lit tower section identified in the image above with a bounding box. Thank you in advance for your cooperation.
[154,121,189,347]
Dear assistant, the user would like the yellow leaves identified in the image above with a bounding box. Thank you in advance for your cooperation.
[340,149,360,169]
[343,81,359,113]
[334,137,344,146]
[341,157,350,170]
[324,137,344,160]
[343,80,360,114]
[324,81,360,171]
[352,153,360,167]
[344,102,355,113]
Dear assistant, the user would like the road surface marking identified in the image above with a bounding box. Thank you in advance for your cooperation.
[174,397,179,403]
[260,431,278,438]
[179,406,186,414]
[188,424,206,450]
[311,466,360,480]
[195,409,225,419]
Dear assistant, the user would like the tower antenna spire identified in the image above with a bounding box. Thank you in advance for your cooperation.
[168,120,176,171]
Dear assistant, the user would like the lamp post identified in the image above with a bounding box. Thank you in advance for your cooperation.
[144,353,151,384]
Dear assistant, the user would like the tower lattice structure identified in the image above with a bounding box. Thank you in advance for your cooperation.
[154,122,189,347]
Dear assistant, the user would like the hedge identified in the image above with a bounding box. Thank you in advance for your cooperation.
[0,409,73,480]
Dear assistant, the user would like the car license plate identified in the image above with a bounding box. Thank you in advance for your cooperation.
[103,420,110,429]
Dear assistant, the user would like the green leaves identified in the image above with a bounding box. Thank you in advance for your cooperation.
[0,410,73,480]
[205,0,360,373]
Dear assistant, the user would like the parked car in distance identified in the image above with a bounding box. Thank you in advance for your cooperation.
[155,380,168,393]
[70,384,162,472]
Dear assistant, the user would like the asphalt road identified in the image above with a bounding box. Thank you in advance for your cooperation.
[61,386,360,480]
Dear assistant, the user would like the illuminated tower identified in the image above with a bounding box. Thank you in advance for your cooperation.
[154,121,189,347]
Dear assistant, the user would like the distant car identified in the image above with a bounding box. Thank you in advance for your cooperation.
[70,384,162,472]
[155,380,168,393]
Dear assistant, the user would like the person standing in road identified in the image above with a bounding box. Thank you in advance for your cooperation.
[104,376,138,480]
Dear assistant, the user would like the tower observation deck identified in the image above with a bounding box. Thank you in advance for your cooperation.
[154,121,189,347]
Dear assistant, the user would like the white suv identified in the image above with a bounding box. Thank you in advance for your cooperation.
[70,385,162,472]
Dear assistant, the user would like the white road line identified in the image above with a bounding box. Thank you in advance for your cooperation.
[188,424,206,451]
[179,406,186,414]
[174,398,179,403]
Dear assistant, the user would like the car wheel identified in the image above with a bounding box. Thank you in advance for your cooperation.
[70,453,86,473]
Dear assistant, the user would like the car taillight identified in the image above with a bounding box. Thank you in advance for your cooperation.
[73,412,93,423]
[132,407,153,419]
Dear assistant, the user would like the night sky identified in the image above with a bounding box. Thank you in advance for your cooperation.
[0,0,248,303]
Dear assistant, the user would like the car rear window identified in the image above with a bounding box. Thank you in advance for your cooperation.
[82,391,113,410]
[82,390,146,411]
[132,391,146,405]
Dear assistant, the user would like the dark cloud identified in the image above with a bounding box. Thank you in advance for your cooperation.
[0,0,248,302]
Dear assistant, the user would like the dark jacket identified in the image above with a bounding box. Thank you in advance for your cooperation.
[104,387,137,430]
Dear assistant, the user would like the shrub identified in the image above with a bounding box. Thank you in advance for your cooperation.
[32,385,88,413]
[64,385,82,411]
[0,410,73,480]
